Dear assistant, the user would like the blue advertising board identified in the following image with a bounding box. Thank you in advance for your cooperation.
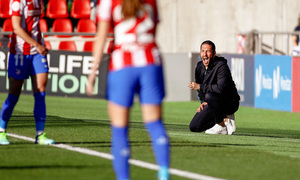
[222,54,255,107]
[254,55,292,111]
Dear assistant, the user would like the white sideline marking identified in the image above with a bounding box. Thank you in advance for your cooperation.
[8,133,225,180]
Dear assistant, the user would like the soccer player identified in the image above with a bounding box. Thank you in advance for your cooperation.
[0,0,54,145]
[86,0,170,179]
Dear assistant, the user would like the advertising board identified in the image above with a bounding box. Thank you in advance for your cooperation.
[254,55,292,111]
[292,57,300,112]
[222,54,254,107]
[0,49,109,98]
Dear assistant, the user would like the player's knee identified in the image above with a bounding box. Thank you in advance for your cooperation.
[34,86,46,93]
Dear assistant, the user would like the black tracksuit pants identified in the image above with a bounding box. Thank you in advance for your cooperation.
[189,92,239,132]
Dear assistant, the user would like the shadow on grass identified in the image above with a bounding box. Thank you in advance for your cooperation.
[235,127,300,139]
[9,111,300,147]
[0,165,99,170]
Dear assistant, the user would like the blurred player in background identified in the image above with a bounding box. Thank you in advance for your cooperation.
[292,13,300,56]
[0,0,54,145]
[86,0,170,179]
[188,40,240,135]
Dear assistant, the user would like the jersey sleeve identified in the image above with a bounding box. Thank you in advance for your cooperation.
[97,0,112,22]
[10,0,22,16]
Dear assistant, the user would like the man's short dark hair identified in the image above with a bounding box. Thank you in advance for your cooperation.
[200,40,216,52]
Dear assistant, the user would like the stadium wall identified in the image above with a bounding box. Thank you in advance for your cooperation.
[157,0,300,54]
[162,53,192,102]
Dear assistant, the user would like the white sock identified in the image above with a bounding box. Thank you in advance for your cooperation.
[36,131,44,137]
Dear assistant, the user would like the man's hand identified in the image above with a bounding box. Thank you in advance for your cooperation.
[188,82,200,90]
[197,102,207,112]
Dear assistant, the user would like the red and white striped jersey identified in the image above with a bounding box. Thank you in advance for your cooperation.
[9,0,44,55]
[97,0,162,71]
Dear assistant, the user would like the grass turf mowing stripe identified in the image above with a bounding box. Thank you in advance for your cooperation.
[7,133,225,180]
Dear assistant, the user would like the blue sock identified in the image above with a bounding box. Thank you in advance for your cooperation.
[111,126,130,180]
[34,92,46,133]
[0,94,19,129]
[145,119,170,168]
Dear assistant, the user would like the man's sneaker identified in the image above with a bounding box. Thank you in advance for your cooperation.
[225,114,236,135]
[35,133,55,145]
[205,124,228,135]
[158,166,169,180]
[0,131,10,145]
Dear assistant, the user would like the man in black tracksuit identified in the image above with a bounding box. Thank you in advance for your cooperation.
[188,40,240,134]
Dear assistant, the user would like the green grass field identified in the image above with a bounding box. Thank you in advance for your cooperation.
[0,92,300,180]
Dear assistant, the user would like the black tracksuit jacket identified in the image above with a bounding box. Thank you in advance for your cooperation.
[195,56,240,102]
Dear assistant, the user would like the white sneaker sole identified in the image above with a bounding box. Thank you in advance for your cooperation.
[205,124,228,135]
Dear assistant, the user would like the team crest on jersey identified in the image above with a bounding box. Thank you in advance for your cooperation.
[15,69,21,75]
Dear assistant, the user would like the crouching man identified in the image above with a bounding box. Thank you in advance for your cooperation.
[188,40,240,135]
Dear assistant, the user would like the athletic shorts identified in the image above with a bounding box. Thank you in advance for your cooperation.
[8,53,49,80]
[107,65,165,108]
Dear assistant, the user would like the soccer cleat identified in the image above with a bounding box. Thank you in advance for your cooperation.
[205,124,228,135]
[0,131,10,145]
[35,133,55,145]
[225,114,236,135]
[158,166,169,180]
